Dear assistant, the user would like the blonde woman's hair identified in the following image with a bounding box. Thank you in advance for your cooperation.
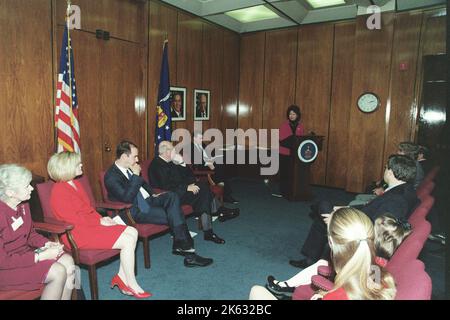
[47,152,81,182]
[374,214,412,260]
[326,208,396,300]
[0,164,32,202]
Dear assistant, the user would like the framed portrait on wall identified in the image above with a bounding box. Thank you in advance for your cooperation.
[169,87,186,121]
[194,89,210,121]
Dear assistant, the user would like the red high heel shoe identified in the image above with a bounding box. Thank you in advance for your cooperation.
[111,274,132,296]
[127,286,152,299]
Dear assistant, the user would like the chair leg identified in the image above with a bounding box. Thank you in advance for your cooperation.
[143,237,151,269]
[88,265,98,300]
[71,288,78,300]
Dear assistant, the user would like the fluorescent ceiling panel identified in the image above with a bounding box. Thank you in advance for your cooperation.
[225,5,279,23]
[306,0,346,9]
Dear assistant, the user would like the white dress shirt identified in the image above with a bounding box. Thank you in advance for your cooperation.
[114,163,150,199]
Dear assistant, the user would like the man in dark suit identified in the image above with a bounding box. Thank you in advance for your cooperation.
[149,141,232,244]
[290,154,419,269]
[191,131,238,204]
[104,140,213,268]
[418,145,433,175]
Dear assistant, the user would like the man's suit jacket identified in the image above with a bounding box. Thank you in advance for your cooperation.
[104,164,154,207]
[171,109,182,118]
[148,157,196,198]
[196,107,207,118]
[414,160,425,189]
[356,182,419,220]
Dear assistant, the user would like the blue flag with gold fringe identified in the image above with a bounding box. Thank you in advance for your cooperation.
[155,41,171,150]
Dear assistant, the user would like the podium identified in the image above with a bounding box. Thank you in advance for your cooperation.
[285,135,324,201]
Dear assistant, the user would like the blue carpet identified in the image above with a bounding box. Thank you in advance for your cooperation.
[76,179,444,300]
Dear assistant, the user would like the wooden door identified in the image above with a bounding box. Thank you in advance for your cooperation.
[417,55,447,154]
[100,39,147,173]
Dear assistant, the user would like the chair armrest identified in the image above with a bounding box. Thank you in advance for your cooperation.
[41,218,74,232]
[193,169,215,176]
[96,201,132,210]
[317,265,334,278]
[311,275,334,291]
[33,222,73,235]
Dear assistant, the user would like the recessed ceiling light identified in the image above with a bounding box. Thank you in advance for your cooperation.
[225,5,279,23]
[306,0,346,9]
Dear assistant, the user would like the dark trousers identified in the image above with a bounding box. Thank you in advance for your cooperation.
[132,191,193,249]
[300,200,334,261]
[178,181,213,216]
[210,164,233,198]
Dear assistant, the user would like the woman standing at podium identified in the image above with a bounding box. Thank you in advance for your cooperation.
[277,105,304,198]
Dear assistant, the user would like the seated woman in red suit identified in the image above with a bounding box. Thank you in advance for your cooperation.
[250,208,399,300]
[47,152,150,298]
[0,164,75,300]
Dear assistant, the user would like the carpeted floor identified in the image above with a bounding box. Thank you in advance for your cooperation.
[76,178,445,300]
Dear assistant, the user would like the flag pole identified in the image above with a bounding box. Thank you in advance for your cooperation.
[66,0,75,147]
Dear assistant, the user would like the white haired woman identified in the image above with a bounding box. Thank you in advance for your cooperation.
[0,164,75,299]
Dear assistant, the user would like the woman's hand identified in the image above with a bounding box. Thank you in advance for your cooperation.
[310,293,324,300]
[100,216,117,226]
[38,246,64,261]
[44,241,61,249]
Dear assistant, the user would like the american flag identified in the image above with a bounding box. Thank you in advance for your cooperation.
[55,25,80,153]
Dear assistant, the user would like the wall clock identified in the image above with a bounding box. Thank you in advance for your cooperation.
[357,92,380,113]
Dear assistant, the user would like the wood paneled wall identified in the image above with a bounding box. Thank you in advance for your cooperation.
[0,0,54,177]
[345,13,395,193]
[238,33,265,131]
[0,0,445,197]
[53,0,148,199]
[326,22,356,188]
[147,1,239,159]
[238,8,446,192]
[296,24,334,185]
[0,0,239,200]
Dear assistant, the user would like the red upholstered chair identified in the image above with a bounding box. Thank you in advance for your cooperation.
[388,259,432,300]
[388,220,431,269]
[36,178,121,300]
[98,171,170,269]
[416,181,435,201]
[190,166,224,206]
[292,284,316,300]
[0,221,74,300]
[408,195,434,227]
[423,166,440,183]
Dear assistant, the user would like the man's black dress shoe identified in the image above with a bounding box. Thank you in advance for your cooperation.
[218,211,239,222]
[266,275,295,297]
[204,232,225,244]
[224,196,239,204]
[289,259,313,269]
[184,254,213,267]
